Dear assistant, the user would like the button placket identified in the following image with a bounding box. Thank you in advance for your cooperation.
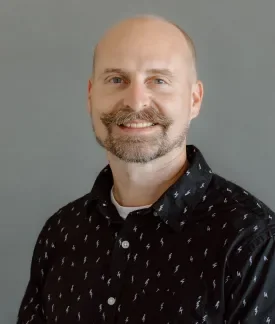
[104,226,132,322]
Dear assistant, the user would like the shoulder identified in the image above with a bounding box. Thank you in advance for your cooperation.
[195,173,275,260]
[38,191,92,238]
[206,173,275,227]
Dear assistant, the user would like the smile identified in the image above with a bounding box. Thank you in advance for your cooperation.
[117,122,157,128]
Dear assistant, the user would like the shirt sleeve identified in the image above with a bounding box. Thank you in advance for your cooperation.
[16,217,54,324]
[224,226,275,324]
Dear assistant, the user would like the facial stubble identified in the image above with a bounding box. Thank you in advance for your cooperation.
[92,107,189,163]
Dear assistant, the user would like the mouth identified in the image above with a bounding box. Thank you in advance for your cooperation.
[117,122,158,129]
[114,121,160,135]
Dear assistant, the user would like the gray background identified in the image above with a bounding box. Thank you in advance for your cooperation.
[1,0,275,322]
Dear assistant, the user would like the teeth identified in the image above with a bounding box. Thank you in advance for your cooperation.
[121,122,154,128]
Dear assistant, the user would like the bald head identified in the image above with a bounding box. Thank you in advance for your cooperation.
[92,15,197,81]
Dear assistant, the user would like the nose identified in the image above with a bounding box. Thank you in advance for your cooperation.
[123,82,151,111]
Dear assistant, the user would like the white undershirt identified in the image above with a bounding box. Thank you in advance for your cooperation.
[110,187,151,220]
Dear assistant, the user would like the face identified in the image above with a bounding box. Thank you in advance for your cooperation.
[88,20,203,163]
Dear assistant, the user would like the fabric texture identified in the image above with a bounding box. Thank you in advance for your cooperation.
[17,145,275,324]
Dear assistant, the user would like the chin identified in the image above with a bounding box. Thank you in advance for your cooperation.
[112,145,165,163]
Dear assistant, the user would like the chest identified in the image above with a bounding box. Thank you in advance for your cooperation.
[41,219,228,323]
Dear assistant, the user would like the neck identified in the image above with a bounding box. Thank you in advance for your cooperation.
[107,145,189,207]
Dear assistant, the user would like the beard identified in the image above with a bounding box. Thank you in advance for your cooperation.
[93,106,189,163]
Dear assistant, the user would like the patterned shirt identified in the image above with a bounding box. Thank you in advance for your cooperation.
[17,145,275,324]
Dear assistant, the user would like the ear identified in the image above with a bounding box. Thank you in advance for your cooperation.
[190,80,204,121]
[87,79,93,114]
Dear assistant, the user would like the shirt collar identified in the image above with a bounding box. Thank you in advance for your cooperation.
[86,145,213,232]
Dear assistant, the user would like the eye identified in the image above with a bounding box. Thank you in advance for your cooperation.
[153,78,167,84]
[109,77,124,84]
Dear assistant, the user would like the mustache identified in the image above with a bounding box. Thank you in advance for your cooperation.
[100,107,173,128]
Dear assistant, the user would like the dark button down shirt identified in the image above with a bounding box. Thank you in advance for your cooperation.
[17,145,275,324]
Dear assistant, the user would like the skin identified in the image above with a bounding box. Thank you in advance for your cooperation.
[87,16,204,207]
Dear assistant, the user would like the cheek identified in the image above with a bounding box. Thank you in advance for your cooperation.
[174,108,190,121]
[164,101,191,133]
[161,96,190,120]
[91,94,117,117]
[89,104,104,131]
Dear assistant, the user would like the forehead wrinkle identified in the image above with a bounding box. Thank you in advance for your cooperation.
[100,68,176,78]
[92,16,196,80]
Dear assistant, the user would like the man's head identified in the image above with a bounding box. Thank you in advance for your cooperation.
[88,15,203,163]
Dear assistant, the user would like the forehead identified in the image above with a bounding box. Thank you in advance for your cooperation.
[95,46,188,78]
[96,50,185,76]
[94,21,190,75]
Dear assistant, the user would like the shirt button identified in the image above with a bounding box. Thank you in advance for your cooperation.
[107,297,116,305]
[153,211,158,217]
[121,240,130,249]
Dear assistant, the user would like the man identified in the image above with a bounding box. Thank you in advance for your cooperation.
[17,15,275,324]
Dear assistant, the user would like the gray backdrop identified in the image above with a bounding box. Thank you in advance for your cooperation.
[1,0,275,322]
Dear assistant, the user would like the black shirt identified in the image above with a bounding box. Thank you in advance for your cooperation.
[17,145,275,324]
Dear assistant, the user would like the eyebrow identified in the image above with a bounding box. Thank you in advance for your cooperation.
[100,68,175,78]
